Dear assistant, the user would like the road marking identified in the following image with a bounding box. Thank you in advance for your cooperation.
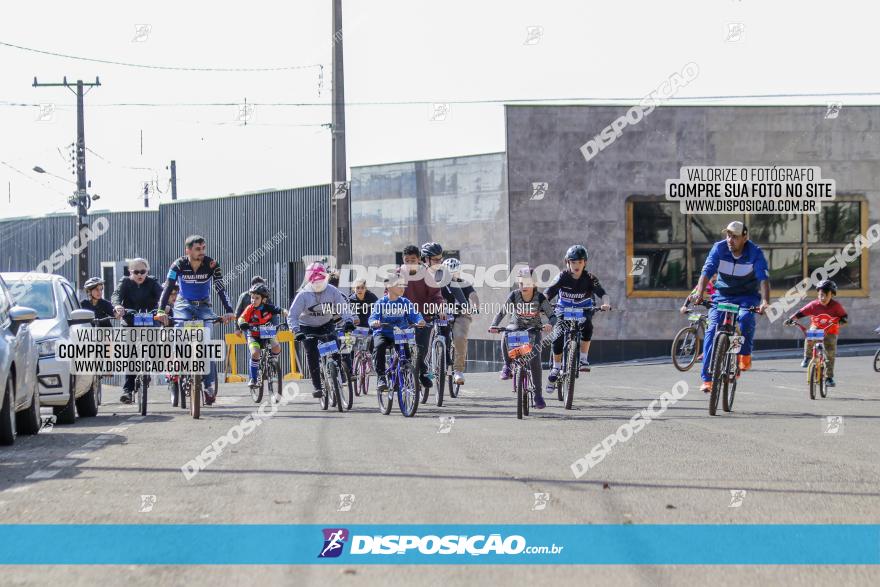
[107,427,129,433]
[81,440,108,449]
[26,469,60,480]
[48,459,76,468]
[66,450,92,459]
[3,486,29,493]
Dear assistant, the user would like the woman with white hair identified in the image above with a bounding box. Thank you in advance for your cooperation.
[110,258,164,404]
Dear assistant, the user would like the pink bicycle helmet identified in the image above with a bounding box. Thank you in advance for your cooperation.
[305,262,328,283]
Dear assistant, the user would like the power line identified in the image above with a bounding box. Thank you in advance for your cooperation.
[0,40,324,73]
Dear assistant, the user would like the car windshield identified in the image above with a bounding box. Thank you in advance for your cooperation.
[4,280,57,319]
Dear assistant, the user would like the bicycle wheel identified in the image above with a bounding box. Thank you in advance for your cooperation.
[319,366,330,410]
[671,326,699,372]
[353,353,363,396]
[398,364,420,417]
[515,366,524,420]
[807,359,819,399]
[709,333,729,416]
[722,353,737,412]
[817,361,827,399]
[874,348,880,372]
[251,358,264,403]
[267,359,282,402]
[563,338,578,410]
[139,377,148,417]
[432,339,446,407]
[191,375,201,419]
[378,369,394,415]
[447,345,459,398]
[338,360,354,411]
[327,362,343,412]
[357,357,370,397]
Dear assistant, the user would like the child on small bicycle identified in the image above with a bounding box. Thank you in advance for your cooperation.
[237,283,285,388]
[369,274,426,392]
[783,279,848,387]
[489,267,555,408]
[679,276,717,314]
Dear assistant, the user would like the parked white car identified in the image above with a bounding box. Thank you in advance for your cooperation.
[0,275,40,445]
[0,273,101,424]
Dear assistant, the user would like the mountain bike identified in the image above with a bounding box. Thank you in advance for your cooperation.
[786,318,839,400]
[303,327,350,413]
[246,323,286,404]
[873,326,880,373]
[123,309,161,416]
[552,304,607,410]
[672,305,708,372]
[377,322,423,417]
[706,302,760,416]
[171,317,222,420]
[425,317,450,407]
[506,328,541,420]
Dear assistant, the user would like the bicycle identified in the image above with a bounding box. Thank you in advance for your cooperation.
[335,328,356,409]
[245,323,286,404]
[303,323,351,413]
[170,317,222,420]
[552,304,607,410]
[705,302,761,416]
[121,309,163,416]
[672,306,708,372]
[425,317,450,407]
[506,327,541,420]
[376,322,423,417]
[351,327,373,397]
[786,318,838,400]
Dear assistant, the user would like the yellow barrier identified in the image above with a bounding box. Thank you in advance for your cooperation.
[224,331,302,382]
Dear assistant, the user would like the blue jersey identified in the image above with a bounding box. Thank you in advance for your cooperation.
[701,240,769,298]
[368,295,424,335]
[159,255,233,313]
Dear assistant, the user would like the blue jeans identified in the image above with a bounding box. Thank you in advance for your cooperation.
[173,300,219,391]
[700,294,760,382]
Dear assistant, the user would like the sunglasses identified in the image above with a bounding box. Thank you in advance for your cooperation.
[132,269,147,275]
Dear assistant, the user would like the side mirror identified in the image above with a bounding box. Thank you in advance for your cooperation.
[68,308,96,326]
[9,305,38,323]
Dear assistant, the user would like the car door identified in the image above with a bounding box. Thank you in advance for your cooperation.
[4,279,38,408]
[60,281,91,396]
[0,282,14,406]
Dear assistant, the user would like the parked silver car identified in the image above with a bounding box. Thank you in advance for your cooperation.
[0,273,101,425]
[0,275,41,445]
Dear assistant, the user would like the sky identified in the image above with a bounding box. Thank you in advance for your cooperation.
[0,0,876,220]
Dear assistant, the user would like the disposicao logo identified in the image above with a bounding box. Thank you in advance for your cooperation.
[318,528,349,558]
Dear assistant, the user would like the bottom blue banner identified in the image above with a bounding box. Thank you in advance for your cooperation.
[0,524,877,564]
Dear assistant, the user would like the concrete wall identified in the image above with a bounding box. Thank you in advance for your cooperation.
[505,105,880,356]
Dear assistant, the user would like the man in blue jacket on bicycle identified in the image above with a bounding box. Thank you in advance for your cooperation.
[689,221,771,393]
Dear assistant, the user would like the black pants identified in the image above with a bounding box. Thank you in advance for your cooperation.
[552,318,593,355]
[301,323,336,390]
[414,326,432,380]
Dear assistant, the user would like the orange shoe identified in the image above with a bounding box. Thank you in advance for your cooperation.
[700,381,712,394]
[738,354,752,371]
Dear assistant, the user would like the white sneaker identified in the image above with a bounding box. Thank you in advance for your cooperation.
[548,367,561,383]
[453,371,465,385]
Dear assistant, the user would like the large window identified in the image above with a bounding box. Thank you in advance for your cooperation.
[626,197,868,297]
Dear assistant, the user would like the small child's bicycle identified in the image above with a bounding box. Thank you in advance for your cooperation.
[785,317,839,400]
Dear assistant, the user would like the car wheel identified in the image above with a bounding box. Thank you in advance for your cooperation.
[0,377,16,446]
[53,376,77,425]
[16,382,41,436]
[75,377,99,418]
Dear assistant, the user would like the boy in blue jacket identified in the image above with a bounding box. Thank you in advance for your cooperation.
[369,274,426,392]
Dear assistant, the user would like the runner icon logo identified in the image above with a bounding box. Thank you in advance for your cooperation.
[318,528,349,558]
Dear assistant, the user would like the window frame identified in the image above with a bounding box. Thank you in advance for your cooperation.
[625,195,869,298]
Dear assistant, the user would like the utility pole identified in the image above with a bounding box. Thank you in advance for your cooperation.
[170,160,178,200]
[331,0,351,268]
[33,77,101,290]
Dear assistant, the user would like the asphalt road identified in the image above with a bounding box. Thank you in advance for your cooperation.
[1,355,879,585]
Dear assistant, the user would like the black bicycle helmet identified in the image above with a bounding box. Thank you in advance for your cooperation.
[815,279,837,294]
[249,283,270,297]
[84,277,104,291]
[564,245,588,262]
[420,241,443,259]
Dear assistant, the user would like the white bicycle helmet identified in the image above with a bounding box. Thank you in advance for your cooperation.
[443,257,461,273]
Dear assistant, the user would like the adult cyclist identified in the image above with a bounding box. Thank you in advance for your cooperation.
[157,235,235,405]
[689,221,770,394]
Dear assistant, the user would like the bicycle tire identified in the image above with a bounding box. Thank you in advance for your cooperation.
[709,333,728,416]
[671,326,700,372]
[251,356,264,403]
[398,364,420,417]
[722,353,737,412]
[179,378,187,410]
[818,361,827,399]
[357,358,370,397]
[378,369,393,415]
[139,377,148,417]
[564,337,578,410]
[268,359,282,402]
[874,348,880,372]
[338,360,354,411]
[433,339,446,407]
[808,360,817,400]
[319,365,330,410]
[191,375,201,419]
[353,353,363,396]
[328,362,343,412]
[515,366,524,420]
